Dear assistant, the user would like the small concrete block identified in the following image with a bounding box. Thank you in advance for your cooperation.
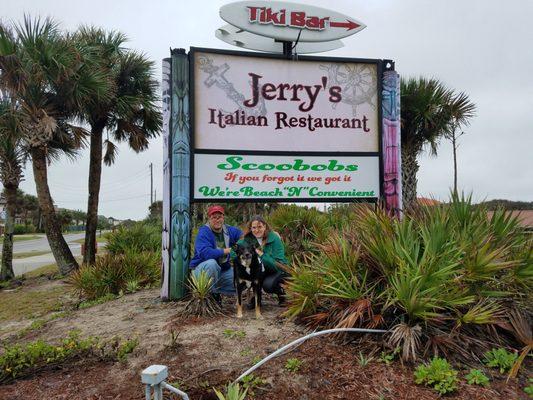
[141,365,168,385]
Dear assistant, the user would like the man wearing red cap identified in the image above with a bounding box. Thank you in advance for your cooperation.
[190,205,242,297]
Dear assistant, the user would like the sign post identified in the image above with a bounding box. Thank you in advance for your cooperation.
[161,49,191,301]
[162,1,401,300]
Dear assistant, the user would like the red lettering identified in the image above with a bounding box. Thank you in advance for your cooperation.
[306,16,320,29]
[265,8,281,25]
[247,6,262,22]
[290,11,306,27]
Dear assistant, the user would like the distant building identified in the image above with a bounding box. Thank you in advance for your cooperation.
[417,197,442,206]
[488,210,533,231]
[108,217,123,226]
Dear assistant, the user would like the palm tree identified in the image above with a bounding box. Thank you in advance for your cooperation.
[444,92,476,194]
[0,17,110,275]
[400,78,455,209]
[76,27,161,265]
[0,97,24,281]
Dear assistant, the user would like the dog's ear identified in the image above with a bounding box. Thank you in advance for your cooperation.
[231,243,239,252]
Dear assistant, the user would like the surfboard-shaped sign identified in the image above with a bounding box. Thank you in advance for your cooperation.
[220,1,366,43]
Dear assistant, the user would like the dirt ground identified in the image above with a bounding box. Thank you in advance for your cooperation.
[0,280,530,400]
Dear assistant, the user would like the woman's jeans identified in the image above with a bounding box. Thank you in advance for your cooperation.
[192,259,235,295]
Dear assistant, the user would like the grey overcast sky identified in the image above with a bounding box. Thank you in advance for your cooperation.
[2,0,532,220]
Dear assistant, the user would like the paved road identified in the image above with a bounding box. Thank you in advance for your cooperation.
[11,233,106,277]
[13,232,86,253]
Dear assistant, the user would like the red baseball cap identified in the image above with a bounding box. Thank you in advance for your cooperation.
[207,205,225,217]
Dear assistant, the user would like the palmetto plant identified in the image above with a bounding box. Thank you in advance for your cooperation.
[0,16,111,274]
[75,27,161,265]
[283,254,323,320]
[284,195,531,364]
[213,383,248,400]
[183,271,221,317]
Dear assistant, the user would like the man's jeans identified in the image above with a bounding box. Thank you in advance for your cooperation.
[192,259,235,295]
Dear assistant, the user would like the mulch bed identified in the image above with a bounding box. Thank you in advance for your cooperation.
[3,338,526,400]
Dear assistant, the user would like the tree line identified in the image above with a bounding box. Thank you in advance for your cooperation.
[1,188,113,233]
[0,17,161,280]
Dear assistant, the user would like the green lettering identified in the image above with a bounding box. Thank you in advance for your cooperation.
[217,156,243,170]
[242,163,259,170]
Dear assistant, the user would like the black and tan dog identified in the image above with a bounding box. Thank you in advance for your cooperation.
[232,241,264,319]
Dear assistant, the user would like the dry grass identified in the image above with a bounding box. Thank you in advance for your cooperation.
[0,282,69,322]
[11,250,50,259]
[23,263,60,278]
[0,235,43,244]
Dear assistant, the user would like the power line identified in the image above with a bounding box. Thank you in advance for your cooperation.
[48,173,151,195]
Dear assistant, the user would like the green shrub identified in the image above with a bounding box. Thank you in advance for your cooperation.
[284,255,323,319]
[483,348,518,373]
[282,193,531,363]
[284,358,302,372]
[213,382,248,400]
[379,348,400,365]
[465,369,490,386]
[223,329,246,339]
[106,222,161,255]
[116,337,138,361]
[69,251,160,300]
[357,352,373,367]
[240,373,267,395]
[0,331,94,383]
[13,224,36,235]
[268,204,329,258]
[414,357,458,395]
[0,331,138,383]
[524,378,533,397]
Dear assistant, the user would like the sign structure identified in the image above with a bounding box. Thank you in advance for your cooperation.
[220,1,366,43]
[162,2,402,300]
[191,48,382,202]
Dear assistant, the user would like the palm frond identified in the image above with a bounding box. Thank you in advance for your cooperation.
[103,139,118,166]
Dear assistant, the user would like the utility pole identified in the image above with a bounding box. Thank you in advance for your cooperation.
[150,163,153,205]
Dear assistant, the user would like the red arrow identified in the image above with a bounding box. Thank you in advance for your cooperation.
[330,19,360,31]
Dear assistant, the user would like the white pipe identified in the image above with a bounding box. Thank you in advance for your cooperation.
[235,327,388,383]
[162,381,190,400]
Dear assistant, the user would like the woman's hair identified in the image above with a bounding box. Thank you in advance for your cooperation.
[246,215,271,240]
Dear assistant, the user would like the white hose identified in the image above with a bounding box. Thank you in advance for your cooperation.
[234,327,388,383]
[162,381,190,400]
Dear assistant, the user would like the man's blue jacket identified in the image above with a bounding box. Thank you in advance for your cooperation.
[189,224,242,271]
